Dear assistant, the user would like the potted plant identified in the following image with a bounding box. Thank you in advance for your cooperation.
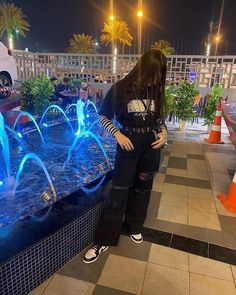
[30,74,53,116]
[175,81,199,131]
[165,84,176,118]
[20,78,36,118]
[203,84,222,132]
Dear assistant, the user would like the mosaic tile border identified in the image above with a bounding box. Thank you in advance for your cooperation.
[0,202,105,295]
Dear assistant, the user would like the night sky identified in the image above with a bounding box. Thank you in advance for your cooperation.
[4,0,236,54]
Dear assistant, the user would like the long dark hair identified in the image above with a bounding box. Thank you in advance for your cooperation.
[115,49,167,118]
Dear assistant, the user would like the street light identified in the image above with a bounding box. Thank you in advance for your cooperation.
[109,15,115,21]
[214,34,221,55]
[137,10,143,17]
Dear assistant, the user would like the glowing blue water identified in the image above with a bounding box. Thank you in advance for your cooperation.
[39,104,73,133]
[76,100,85,136]
[13,153,57,201]
[85,100,98,113]
[13,111,45,145]
[0,113,11,180]
[64,130,111,170]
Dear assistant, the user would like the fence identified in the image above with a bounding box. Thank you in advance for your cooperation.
[13,51,236,89]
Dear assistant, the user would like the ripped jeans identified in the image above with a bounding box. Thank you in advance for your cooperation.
[95,130,160,246]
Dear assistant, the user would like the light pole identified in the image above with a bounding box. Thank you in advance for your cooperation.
[137,1,143,56]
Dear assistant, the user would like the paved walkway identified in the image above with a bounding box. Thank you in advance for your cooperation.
[29,122,236,295]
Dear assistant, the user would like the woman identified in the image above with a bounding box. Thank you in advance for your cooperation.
[83,49,168,264]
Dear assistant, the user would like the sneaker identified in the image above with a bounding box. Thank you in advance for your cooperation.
[130,233,143,244]
[83,244,109,264]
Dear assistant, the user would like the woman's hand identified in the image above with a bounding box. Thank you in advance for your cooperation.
[151,129,167,149]
[114,131,134,151]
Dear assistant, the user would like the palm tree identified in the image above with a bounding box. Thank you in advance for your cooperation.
[100,19,133,53]
[151,40,175,55]
[0,2,30,47]
[66,33,95,54]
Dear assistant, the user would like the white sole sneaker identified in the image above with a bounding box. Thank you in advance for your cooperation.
[83,245,109,264]
[130,234,143,244]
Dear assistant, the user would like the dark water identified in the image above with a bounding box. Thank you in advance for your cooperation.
[0,116,116,229]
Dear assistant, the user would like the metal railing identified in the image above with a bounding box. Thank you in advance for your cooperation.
[13,51,236,89]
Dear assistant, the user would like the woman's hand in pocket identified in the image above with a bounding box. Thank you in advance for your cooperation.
[114,131,134,151]
[151,129,167,149]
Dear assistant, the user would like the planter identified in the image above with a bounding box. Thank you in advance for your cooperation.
[179,120,186,131]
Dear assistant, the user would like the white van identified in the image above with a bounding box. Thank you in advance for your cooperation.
[0,41,17,98]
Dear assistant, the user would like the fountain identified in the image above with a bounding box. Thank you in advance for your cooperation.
[0,95,117,295]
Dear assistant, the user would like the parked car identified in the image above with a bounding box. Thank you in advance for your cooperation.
[0,41,17,99]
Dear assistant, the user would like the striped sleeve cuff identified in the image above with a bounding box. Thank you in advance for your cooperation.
[99,115,119,136]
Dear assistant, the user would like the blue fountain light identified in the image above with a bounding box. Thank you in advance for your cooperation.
[76,100,86,136]
[85,100,98,113]
[39,104,73,132]
[17,132,22,138]
[13,152,57,201]
[0,113,11,179]
[13,111,45,145]
[0,180,3,186]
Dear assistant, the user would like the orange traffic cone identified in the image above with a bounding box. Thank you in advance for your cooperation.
[217,172,236,213]
[207,98,224,144]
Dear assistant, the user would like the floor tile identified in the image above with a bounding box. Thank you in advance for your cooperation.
[187,159,207,171]
[231,265,236,280]
[187,178,211,189]
[43,274,95,295]
[109,235,151,262]
[58,247,109,284]
[162,183,188,196]
[209,244,236,265]
[215,198,236,217]
[168,157,187,170]
[169,151,188,158]
[153,172,165,183]
[147,191,161,218]
[29,277,53,295]
[187,170,209,180]
[188,207,221,230]
[189,254,233,281]
[223,231,236,250]
[165,175,188,186]
[160,192,187,209]
[142,263,189,295]
[98,255,146,295]
[219,215,236,234]
[187,154,204,160]
[190,273,236,295]
[142,227,172,246]
[149,244,189,271]
[171,234,208,257]
[188,196,217,214]
[166,167,187,177]
[152,181,164,192]
[158,203,188,224]
[187,187,213,200]
[93,285,135,295]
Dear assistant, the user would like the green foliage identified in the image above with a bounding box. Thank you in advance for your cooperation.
[175,81,199,121]
[165,84,176,115]
[203,84,222,126]
[20,74,53,116]
[67,78,82,92]
[151,40,175,55]
[20,78,35,114]
[100,18,133,51]
[30,74,53,116]
[0,2,30,39]
[66,33,95,54]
